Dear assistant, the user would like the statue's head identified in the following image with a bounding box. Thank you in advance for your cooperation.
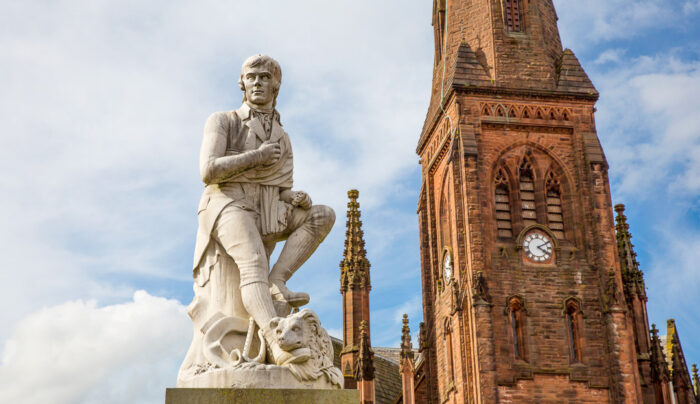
[238,54,282,109]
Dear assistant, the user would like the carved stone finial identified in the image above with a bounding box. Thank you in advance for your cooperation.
[400,314,414,363]
[692,364,700,396]
[340,189,371,292]
[355,321,375,381]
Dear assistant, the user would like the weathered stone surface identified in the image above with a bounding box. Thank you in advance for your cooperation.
[165,388,359,404]
[412,1,645,403]
[177,54,341,389]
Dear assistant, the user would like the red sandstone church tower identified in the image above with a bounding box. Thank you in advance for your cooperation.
[414,0,650,402]
[339,190,375,402]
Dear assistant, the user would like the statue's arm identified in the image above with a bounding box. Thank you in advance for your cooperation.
[199,113,266,184]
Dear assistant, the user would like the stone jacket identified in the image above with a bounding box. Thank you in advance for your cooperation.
[193,103,294,271]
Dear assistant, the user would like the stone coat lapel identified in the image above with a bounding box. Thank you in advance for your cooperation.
[244,117,267,149]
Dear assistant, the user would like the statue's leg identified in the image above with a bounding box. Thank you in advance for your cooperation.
[269,205,335,306]
[213,205,309,365]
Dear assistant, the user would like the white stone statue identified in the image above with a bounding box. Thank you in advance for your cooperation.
[177,54,342,389]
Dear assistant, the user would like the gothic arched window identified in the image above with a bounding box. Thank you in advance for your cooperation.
[504,0,522,32]
[495,168,513,238]
[546,172,565,239]
[565,299,583,363]
[508,297,527,361]
[519,157,537,228]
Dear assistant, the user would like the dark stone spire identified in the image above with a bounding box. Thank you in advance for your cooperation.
[400,314,415,364]
[355,321,375,382]
[614,204,646,300]
[340,189,371,292]
[650,324,670,383]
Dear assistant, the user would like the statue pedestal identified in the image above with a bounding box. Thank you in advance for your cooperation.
[165,388,359,404]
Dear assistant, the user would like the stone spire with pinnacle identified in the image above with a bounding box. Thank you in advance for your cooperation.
[355,321,376,404]
[614,204,646,299]
[400,314,416,404]
[340,189,371,292]
[401,314,415,364]
[650,324,670,384]
[356,321,375,381]
[340,189,372,390]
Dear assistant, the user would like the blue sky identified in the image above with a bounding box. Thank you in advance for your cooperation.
[0,1,698,403]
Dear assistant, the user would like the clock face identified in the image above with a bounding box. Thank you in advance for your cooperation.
[443,250,453,283]
[523,232,553,262]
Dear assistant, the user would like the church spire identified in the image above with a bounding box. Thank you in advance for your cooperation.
[340,189,372,389]
[340,189,371,291]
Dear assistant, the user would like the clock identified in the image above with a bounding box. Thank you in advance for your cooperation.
[522,231,553,262]
[442,248,453,283]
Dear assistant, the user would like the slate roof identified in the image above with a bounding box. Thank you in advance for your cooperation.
[332,337,402,404]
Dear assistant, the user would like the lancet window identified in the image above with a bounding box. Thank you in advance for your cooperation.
[445,320,455,381]
[439,181,453,248]
[565,299,583,363]
[504,0,522,32]
[494,168,513,238]
[519,158,537,228]
[545,172,565,239]
[508,297,527,361]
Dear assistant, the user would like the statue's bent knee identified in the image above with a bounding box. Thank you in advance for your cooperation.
[309,205,335,233]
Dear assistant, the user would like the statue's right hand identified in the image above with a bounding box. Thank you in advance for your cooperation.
[258,141,281,166]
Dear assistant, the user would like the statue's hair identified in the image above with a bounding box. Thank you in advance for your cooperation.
[238,54,282,106]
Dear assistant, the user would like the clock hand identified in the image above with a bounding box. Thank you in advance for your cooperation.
[537,244,549,253]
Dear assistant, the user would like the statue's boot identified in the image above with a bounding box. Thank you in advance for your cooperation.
[269,205,335,307]
[240,281,309,365]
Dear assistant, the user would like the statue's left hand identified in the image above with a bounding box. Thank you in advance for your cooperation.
[291,191,312,210]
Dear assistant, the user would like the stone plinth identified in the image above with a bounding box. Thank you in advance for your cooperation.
[165,388,359,404]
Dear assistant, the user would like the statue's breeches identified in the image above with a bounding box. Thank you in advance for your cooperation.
[212,205,269,287]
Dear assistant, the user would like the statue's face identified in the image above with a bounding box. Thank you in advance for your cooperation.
[242,65,277,107]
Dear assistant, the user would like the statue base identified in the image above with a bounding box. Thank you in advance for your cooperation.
[177,363,338,390]
[165,388,359,404]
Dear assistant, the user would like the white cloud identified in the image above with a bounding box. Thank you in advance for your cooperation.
[0,0,432,340]
[0,291,190,404]
[554,0,675,50]
[589,53,700,197]
[684,0,700,14]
